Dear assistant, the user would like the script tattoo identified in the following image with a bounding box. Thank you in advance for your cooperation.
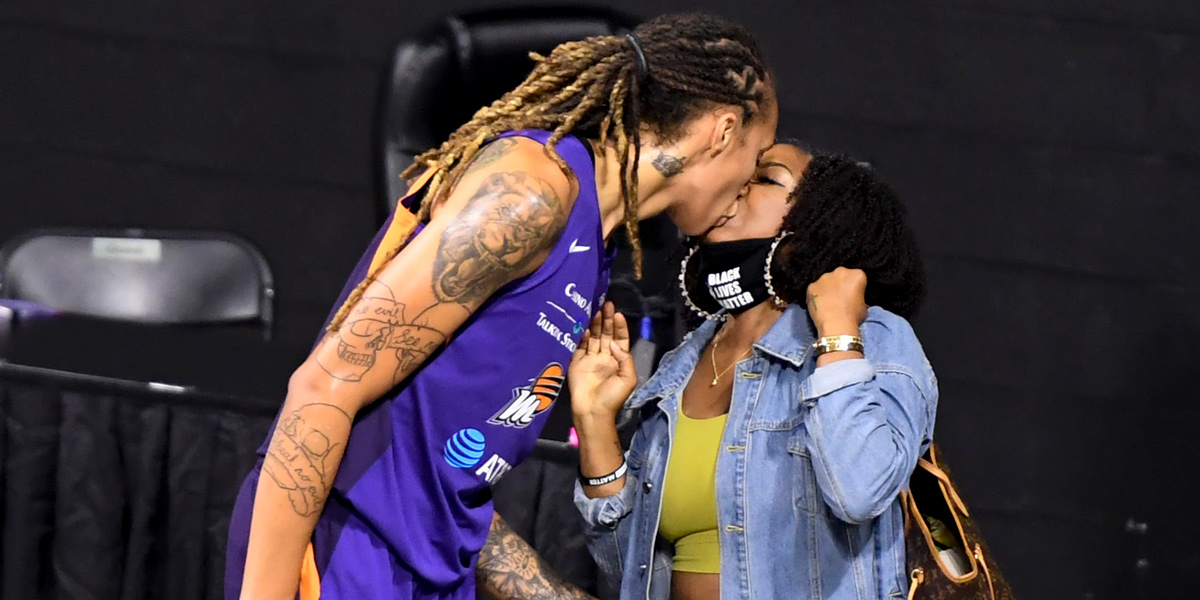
[651,152,685,178]
[463,138,518,177]
[432,171,566,308]
[476,514,595,600]
[317,283,446,384]
[262,403,352,517]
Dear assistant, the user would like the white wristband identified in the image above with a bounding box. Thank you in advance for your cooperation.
[580,461,627,487]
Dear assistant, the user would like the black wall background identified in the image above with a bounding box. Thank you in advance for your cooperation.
[2,1,1198,598]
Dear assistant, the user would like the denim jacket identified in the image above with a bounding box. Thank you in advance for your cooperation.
[574,305,938,600]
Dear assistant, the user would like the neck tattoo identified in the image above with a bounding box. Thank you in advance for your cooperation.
[651,152,685,178]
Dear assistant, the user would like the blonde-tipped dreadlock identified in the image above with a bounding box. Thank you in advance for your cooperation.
[328,13,770,334]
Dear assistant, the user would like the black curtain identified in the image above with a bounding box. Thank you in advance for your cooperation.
[0,363,600,600]
[0,364,276,600]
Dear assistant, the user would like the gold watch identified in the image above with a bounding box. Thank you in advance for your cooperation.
[812,335,865,356]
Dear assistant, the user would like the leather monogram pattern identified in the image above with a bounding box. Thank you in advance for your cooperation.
[903,444,1017,600]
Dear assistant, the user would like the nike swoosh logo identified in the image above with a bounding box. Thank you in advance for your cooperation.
[568,239,591,253]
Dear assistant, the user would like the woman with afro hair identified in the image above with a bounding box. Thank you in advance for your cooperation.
[568,143,937,600]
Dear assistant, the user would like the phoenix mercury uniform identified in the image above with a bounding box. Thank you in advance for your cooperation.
[226,130,612,599]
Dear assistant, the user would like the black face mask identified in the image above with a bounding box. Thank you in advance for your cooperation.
[693,237,775,315]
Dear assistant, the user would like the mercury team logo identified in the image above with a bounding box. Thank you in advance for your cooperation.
[487,363,565,428]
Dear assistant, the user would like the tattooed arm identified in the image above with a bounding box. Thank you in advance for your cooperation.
[477,513,596,600]
[240,139,574,600]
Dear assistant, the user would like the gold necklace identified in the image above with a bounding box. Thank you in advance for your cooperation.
[709,330,753,387]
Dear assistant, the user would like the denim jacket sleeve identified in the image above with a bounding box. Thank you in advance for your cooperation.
[802,308,938,524]
[573,470,640,587]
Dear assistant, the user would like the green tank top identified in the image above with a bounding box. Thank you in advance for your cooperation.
[658,408,727,574]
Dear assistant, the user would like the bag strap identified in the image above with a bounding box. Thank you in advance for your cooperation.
[974,543,997,600]
[906,443,989,586]
[916,457,970,517]
[916,443,970,517]
[906,567,924,600]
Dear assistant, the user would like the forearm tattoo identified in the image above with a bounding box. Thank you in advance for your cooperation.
[477,515,594,600]
[262,403,352,517]
[273,159,566,521]
[432,171,566,308]
[316,169,563,385]
[317,282,446,384]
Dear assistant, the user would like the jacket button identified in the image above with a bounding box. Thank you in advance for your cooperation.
[643,481,653,493]
[640,564,648,571]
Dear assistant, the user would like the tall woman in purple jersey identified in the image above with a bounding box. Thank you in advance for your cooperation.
[229,13,778,600]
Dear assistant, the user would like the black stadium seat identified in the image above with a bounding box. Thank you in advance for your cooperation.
[376,6,639,217]
[0,228,273,337]
[0,228,281,396]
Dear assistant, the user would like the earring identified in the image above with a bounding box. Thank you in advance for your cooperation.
[765,230,793,308]
[678,245,720,320]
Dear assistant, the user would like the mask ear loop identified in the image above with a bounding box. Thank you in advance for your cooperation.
[764,230,793,308]
[678,244,722,321]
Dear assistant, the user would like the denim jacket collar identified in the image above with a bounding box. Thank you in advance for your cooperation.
[626,304,815,409]
[753,304,816,367]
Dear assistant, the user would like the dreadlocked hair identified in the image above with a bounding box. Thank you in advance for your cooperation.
[404,11,770,251]
[772,152,926,320]
[322,13,769,335]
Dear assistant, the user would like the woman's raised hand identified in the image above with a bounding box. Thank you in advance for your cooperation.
[567,302,638,420]
[806,267,869,337]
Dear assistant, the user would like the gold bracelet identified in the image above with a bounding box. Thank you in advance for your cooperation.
[812,335,864,356]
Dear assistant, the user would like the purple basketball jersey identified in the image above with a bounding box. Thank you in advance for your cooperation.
[226,130,612,600]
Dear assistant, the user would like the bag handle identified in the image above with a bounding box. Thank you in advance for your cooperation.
[906,568,924,600]
[902,469,981,584]
[916,444,969,517]
[906,549,996,600]
[916,457,970,517]
[974,543,997,600]
[904,443,997,600]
